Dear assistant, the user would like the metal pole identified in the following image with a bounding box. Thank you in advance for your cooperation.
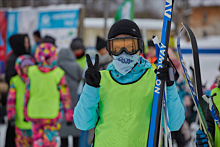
[104,0,109,39]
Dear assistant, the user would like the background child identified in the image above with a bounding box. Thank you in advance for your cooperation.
[23,43,73,147]
[7,55,35,147]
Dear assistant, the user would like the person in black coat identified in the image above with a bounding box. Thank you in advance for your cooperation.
[5,34,30,85]
[4,34,30,147]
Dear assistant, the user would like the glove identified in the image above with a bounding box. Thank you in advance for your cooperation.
[156,60,174,86]
[85,54,101,88]
[66,121,73,126]
[196,129,208,147]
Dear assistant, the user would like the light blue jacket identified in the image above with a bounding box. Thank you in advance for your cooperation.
[73,57,185,131]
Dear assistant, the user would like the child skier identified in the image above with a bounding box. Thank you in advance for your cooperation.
[70,38,87,70]
[73,19,185,147]
[7,55,35,147]
[23,43,73,147]
[196,77,220,147]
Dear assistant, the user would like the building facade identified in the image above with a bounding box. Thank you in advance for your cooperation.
[177,6,220,38]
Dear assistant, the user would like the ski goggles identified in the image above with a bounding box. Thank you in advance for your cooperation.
[107,37,144,56]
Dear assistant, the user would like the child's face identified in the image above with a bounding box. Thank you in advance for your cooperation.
[148,46,156,58]
[73,48,84,57]
[21,65,29,75]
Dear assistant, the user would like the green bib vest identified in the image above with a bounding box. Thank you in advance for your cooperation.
[11,75,32,129]
[27,65,64,119]
[211,87,220,146]
[94,69,156,147]
[76,55,86,69]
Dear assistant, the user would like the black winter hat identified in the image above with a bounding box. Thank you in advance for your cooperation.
[96,36,106,51]
[9,34,30,56]
[70,38,85,51]
[108,19,142,39]
[43,35,56,45]
[147,40,155,47]
[33,30,41,38]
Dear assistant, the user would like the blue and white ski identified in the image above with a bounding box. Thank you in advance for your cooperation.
[147,0,174,146]
[153,36,160,61]
[177,24,215,146]
[153,36,172,146]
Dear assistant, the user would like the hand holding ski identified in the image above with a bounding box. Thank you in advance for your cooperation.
[202,94,220,131]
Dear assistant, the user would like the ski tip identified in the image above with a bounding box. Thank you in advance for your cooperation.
[180,23,197,43]
[181,22,186,26]
[152,36,159,44]
[181,23,194,36]
[182,23,189,31]
[181,23,191,31]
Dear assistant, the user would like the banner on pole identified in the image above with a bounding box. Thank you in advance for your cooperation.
[114,0,134,22]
